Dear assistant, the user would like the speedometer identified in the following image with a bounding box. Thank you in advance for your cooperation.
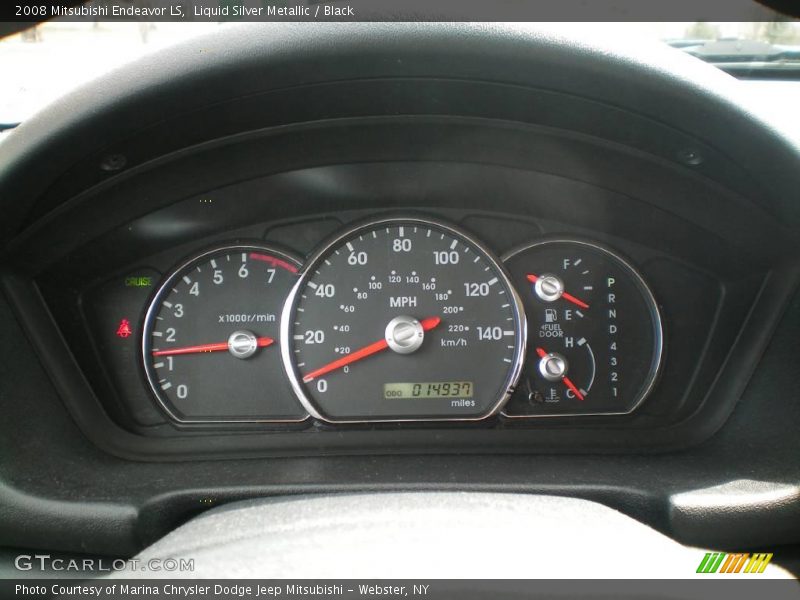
[281,217,526,423]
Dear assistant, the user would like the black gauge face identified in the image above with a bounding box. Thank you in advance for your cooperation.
[142,244,307,423]
[281,217,526,422]
[502,239,662,417]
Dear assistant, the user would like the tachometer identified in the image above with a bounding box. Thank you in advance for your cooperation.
[281,217,526,422]
[142,243,308,423]
[501,239,662,417]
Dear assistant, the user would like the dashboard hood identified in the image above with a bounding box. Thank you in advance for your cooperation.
[1,22,800,248]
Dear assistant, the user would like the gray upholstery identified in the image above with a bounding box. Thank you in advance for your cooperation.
[117,493,734,578]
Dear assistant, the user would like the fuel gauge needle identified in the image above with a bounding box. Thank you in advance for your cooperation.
[152,337,274,356]
[526,274,589,309]
[535,346,585,401]
[303,316,441,382]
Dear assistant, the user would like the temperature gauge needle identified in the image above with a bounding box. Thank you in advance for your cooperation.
[535,346,585,401]
[303,316,441,383]
[152,337,274,357]
[526,274,589,309]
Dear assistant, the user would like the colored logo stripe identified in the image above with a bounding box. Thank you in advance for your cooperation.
[696,552,773,574]
[745,553,773,573]
[720,553,749,573]
[697,553,726,573]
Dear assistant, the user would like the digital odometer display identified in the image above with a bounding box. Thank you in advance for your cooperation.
[384,381,474,399]
[281,217,526,422]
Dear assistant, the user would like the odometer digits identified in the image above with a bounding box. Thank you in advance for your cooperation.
[384,381,474,399]
[281,217,526,422]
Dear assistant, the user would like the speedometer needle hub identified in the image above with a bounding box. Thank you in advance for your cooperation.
[302,316,441,383]
[385,315,426,354]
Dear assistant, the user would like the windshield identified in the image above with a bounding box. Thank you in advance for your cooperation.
[1,21,800,125]
[1,22,220,125]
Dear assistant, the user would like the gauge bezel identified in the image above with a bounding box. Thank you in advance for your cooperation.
[500,237,664,419]
[280,215,527,424]
[141,242,309,424]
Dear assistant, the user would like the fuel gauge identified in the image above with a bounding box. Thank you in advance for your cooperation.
[502,239,663,417]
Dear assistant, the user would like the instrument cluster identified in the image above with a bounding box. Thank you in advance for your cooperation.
[136,215,662,426]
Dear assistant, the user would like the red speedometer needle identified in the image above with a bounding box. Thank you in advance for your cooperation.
[526,274,589,309]
[302,316,441,383]
[152,337,274,357]
[534,346,585,401]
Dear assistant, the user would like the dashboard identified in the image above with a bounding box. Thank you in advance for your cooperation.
[1,23,800,565]
[89,212,667,427]
[13,155,785,456]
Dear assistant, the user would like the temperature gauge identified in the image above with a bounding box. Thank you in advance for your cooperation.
[502,239,662,417]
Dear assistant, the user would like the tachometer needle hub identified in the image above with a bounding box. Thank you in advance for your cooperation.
[152,334,273,357]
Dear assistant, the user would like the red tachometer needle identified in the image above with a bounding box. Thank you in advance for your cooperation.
[535,346,585,401]
[526,274,589,309]
[152,337,274,357]
[302,316,441,383]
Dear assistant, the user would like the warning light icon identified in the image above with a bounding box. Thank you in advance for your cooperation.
[116,319,133,339]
